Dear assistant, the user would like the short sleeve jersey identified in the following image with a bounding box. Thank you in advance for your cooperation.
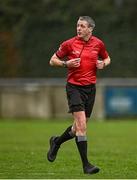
[56,36,109,85]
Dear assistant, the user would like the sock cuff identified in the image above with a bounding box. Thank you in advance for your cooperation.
[76,136,87,142]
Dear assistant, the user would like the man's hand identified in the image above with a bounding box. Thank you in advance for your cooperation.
[96,60,105,69]
[66,58,81,68]
[49,54,81,68]
[96,56,111,69]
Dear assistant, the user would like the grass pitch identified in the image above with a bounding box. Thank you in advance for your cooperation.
[0,119,137,179]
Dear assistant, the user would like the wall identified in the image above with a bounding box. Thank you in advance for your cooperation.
[0,78,137,119]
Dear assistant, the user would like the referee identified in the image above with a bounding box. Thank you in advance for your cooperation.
[47,16,111,174]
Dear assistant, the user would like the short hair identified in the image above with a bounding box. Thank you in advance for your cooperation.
[78,16,95,29]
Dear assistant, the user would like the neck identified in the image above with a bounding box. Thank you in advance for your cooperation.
[83,33,92,42]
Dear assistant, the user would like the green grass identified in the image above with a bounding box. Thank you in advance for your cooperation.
[0,119,137,179]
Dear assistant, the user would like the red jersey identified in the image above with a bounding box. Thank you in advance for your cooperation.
[56,36,109,85]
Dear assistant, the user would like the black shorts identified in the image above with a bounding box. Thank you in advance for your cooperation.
[66,82,96,118]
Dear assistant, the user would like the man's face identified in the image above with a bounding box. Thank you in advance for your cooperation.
[77,19,92,40]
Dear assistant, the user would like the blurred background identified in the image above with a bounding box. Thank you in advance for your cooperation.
[0,0,137,120]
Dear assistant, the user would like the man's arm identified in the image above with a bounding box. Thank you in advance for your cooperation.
[49,53,65,67]
[103,56,111,66]
[49,53,81,68]
[96,56,111,69]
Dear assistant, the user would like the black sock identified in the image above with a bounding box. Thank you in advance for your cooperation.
[75,136,89,167]
[55,125,75,146]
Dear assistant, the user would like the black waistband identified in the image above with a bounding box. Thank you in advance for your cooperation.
[67,82,95,88]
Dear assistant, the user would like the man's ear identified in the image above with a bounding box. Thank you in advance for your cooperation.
[89,27,93,32]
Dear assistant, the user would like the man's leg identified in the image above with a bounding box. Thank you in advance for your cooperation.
[55,125,75,145]
[47,125,75,162]
[73,111,100,174]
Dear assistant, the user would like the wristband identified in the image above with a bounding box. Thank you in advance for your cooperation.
[62,61,67,68]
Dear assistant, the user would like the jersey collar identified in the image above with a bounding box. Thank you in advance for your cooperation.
[76,35,93,44]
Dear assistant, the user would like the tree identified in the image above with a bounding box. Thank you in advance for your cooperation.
[0,0,137,77]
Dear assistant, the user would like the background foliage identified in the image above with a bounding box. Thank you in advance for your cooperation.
[0,0,137,78]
